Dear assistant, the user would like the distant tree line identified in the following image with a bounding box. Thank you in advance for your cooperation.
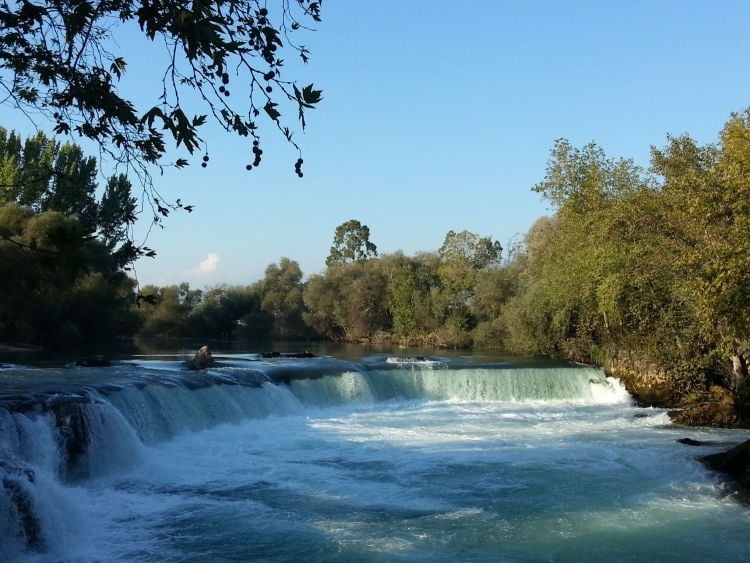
[138,258,314,341]
[136,226,506,349]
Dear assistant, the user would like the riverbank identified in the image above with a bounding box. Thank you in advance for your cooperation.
[0,342,42,353]
[602,352,748,429]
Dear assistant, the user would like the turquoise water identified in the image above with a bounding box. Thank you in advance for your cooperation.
[1,355,749,561]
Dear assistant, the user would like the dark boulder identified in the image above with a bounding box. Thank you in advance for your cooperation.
[1,461,42,549]
[677,438,717,446]
[701,439,750,491]
[188,346,214,370]
[284,351,316,359]
[46,398,92,479]
[261,351,316,359]
[75,355,111,367]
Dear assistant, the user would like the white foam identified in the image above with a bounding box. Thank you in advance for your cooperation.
[4,363,750,561]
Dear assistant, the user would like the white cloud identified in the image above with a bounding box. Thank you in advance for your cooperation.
[189,253,220,276]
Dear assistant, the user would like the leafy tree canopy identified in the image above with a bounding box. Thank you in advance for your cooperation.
[326,219,378,266]
[0,201,139,347]
[0,126,139,265]
[533,139,650,213]
[255,257,309,338]
[0,0,323,219]
[438,229,502,270]
[652,110,750,354]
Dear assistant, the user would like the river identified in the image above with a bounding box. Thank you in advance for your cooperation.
[1,349,749,561]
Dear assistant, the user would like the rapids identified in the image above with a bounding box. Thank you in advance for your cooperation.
[1,353,749,561]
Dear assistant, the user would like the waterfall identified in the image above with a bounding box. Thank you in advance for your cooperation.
[364,366,630,403]
[0,358,629,560]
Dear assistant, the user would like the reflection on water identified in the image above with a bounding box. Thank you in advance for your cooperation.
[2,337,561,367]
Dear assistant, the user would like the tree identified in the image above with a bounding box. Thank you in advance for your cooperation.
[390,264,420,337]
[438,230,502,271]
[254,257,309,339]
[0,127,141,263]
[188,284,269,339]
[0,1,323,221]
[0,128,57,207]
[532,139,647,213]
[138,282,202,337]
[43,142,98,231]
[326,219,378,266]
[98,174,137,249]
[304,260,390,341]
[471,266,518,321]
[387,253,441,340]
[501,134,731,395]
[652,112,750,389]
[436,230,502,332]
[0,202,140,347]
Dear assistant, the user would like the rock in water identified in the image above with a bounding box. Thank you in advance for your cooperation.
[677,437,717,446]
[285,351,316,358]
[75,355,111,367]
[190,346,214,370]
[701,439,750,491]
[260,351,316,359]
[1,461,42,549]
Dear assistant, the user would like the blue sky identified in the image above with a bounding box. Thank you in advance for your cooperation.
[7,1,750,286]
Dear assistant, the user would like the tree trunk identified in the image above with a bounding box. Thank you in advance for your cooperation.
[731,353,748,392]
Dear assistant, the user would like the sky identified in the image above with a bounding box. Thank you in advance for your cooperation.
[6,1,750,287]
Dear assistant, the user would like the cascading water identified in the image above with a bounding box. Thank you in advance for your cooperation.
[1,354,749,562]
[363,365,630,403]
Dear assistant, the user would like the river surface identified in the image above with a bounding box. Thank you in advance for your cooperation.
[1,348,750,561]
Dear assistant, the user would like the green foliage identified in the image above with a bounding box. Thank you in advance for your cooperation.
[44,143,98,231]
[137,259,314,341]
[138,283,202,337]
[0,0,323,215]
[499,112,750,396]
[0,202,139,348]
[304,260,390,341]
[436,230,503,336]
[0,127,144,264]
[472,318,508,349]
[439,230,502,270]
[0,129,56,207]
[326,219,378,266]
[189,284,271,340]
[504,146,692,362]
[533,139,648,213]
[302,271,346,340]
[390,265,420,337]
[98,174,137,249]
[388,256,441,339]
[472,266,518,321]
[254,258,311,339]
[652,114,750,351]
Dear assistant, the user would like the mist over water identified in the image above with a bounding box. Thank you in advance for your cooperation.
[2,353,750,561]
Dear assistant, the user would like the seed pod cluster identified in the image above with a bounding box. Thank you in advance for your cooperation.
[251,139,262,168]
